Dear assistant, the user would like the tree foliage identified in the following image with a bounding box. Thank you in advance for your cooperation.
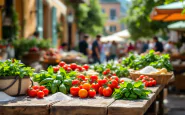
[124,0,177,40]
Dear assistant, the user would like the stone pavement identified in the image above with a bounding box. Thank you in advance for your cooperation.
[164,94,185,115]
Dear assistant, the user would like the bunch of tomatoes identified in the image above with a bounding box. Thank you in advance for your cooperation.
[136,75,157,87]
[53,61,89,73]
[27,85,49,98]
[70,69,124,98]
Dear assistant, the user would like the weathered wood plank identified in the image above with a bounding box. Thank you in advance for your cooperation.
[108,85,164,115]
[0,96,55,115]
[51,96,115,115]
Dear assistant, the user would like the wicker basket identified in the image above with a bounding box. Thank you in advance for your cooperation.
[129,71,173,85]
[0,76,31,96]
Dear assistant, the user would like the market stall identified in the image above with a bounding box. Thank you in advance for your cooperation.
[0,50,173,115]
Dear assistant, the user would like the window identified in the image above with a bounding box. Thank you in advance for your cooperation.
[110,8,116,20]
[102,9,105,13]
[110,26,117,32]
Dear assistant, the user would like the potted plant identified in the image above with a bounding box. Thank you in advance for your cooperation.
[0,59,34,96]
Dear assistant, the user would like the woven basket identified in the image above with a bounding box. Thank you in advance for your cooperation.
[0,76,31,96]
[129,71,173,85]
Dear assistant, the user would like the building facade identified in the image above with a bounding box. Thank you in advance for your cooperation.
[100,0,121,35]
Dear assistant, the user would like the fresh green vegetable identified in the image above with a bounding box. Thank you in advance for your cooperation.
[112,81,152,100]
[59,84,67,94]
[56,74,63,81]
[53,80,61,86]
[63,79,72,86]
[39,78,54,85]
[121,50,173,71]
[51,84,58,94]
[0,59,34,78]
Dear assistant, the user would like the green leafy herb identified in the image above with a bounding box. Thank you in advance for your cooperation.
[112,81,152,100]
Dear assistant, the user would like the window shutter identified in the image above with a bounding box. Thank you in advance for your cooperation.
[51,7,57,47]
[36,0,43,38]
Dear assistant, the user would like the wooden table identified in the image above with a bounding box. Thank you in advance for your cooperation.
[0,85,164,115]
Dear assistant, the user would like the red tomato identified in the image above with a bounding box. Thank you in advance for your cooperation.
[88,89,96,98]
[103,71,107,75]
[77,74,86,81]
[59,61,66,67]
[148,81,153,87]
[110,76,119,83]
[28,88,37,97]
[99,87,103,95]
[81,68,86,72]
[91,82,100,92]
[39,86,45,90]
[152,80,156,86]
[79,85,83,89]
[108,79,118,89]
[77,65,82,71]
[66,67,72,73]
[82,83,91,91]
[70,86,80,96]
[145,81,149,87]
[62,64,68,70]
[103,87,112,97]
[83,64,89,71]
[116,85,120,89]
[98,79,107,87]
[72,79,80,86]
[37,91,45,98]
[149,78,154,81]
[42,88,49,96]
[53,66,59,73]
[90,75,98,83]
[32,85,39,90]
[139,75,145,79]
[70,63,77,70]
[142,79,146,83]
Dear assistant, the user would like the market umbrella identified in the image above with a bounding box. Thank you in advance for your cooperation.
[167,21,185,31]
[113,29,131,38]
[151,1,185,22]
[101,35,125,42]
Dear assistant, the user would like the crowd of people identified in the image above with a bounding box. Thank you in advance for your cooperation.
[78,35,181,64]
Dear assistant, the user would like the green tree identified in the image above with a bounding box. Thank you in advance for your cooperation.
[124,0,176,40]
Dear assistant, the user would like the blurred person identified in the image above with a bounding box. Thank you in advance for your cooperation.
[29,31,40,39]
[100,42,106,63]
[153,36,164,52]
[127,42,135,53]
[59,43,68,53]
[164,41,173,53]
[104,41,111,61]
[79,35,89,56]
[92,35,101,63]
[136,40,143,54]
[142,40,149,53]
[110,41,118,60]
[149,40,154,49]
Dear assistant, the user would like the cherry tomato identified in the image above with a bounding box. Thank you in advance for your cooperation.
[105,69,110,73]
[66,67,72,73]
[99,87,103,95]
[53,66,59,73]
[32,85,39,90]
[142,79,146,83]
[103,87,112,97]
[70,86,80,96]
[82,83,91,91]
[59,61,66,67]
[90,75,98,83]
[70,63,77,70]
[62,64,68,70]
[91,82,100,92]
[139,75,145,79]
[39,86,45,90]
[83,64,89,71]
[72,79,80,86]
[145,81,149,87]
[37,91,45,98]
[27,88,37,97]
[120,78,125,83]
[88,89,96,98]
[43,88,49,96]
[77,74,85,81]
[108,79,118,89]
[103,71,107,75]
[116,85,120,89]
[110,76,119,83]
[78,89,88,98]
[77,65,82,71]
[148,81,153,87]
[98,79,107,87]
[79,85,83,89]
